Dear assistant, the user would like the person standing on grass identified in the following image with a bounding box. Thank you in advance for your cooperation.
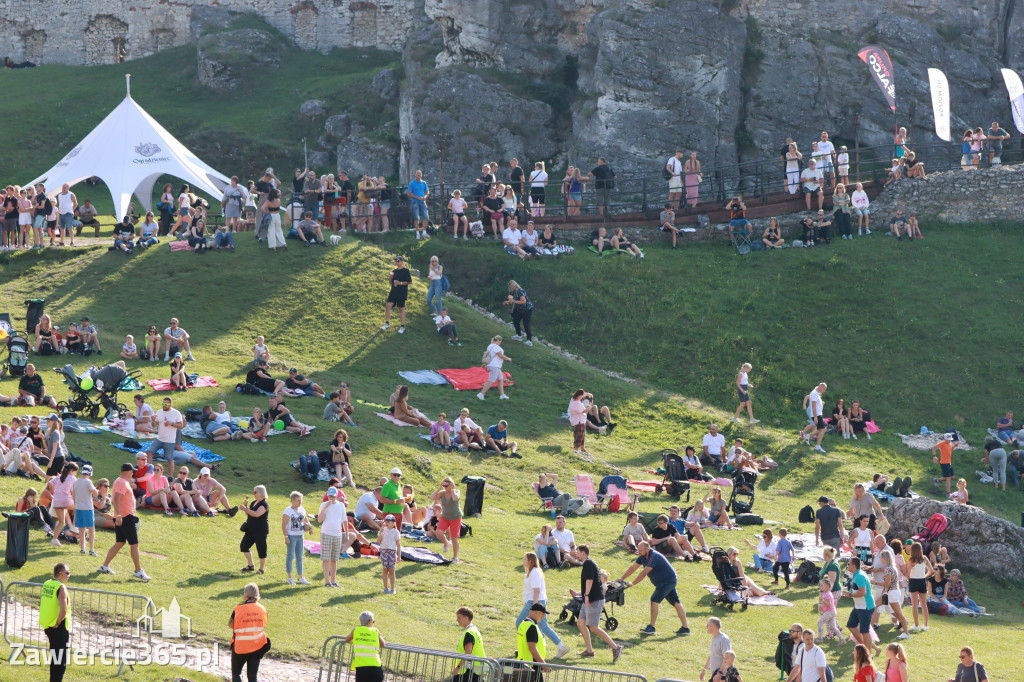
[73,464,99,556]
[574,545,622,662]
[517,552,571,659]
[239,485,270,575]
[950,646,988,682]
[619,541,691,637]
[732,363,759,425]
[504,280,535,347]
[428,477,463,564]
[378,514,402,594]
[318,486,347,588]
[40,562,71,682]
[452,606,487,682]
[99,463,150,581]
[228,582,271,682]
[800,383,828,454]
[772,528,794,589]
[477,335,511,401]
[700,617,731,682]
[841,557,881,656]
[786,629,826,682]
[568,389,591,456]
[282,491,312,586]
[381,255,411,334]
[931,432,959,494]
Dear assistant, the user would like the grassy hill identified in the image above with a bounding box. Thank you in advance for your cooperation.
[0,232,1021,682]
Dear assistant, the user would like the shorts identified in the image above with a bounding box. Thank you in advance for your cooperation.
[114,515,140,545]
[487,366,503,384]
[18,213,32,226]
[410,201,428,221]
[908,578,927,594]
[320,534,342,561]
[530,187,546,204]
[503,245,520,256]
[838,165,850,176]
[46,456,66,477]
[143,496,162,507]
[386,292,407,307]
[803,187,822,195]
[4,217,16,233]
[596,187,612,205]
[854,207,870,216]
[650,580,680,605]
[178,208,189,217]
[737,387,750,402]
[380,548,398,569]
[580,598,605,626]
[940,462,953,478]
[846,607,872,633]
[74,509,95,529]
[815,415,826,430]
[818,160,834,172]
[886,589,902,605]
[668,176,683,190]
[147,440,177,462]
[33,215,46,228]
[822,537,842,551]
[569,192,582,201]
[437,516,462,538]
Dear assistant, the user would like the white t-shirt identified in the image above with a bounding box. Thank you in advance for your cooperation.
[450,197,467,214]
[434,314,452,330]
[455,415,479,432]
[485,343,504,369]
[851,190,869,209]
[522,230,538,247]
[756,538,777,560]
[837,152,849,167]
[165,326,187,341]
[502,227,521,246]
[141,219,158,237]
[739,371,749,387]
[667,156,683,176]
[283,505,307,535]
[135,402,154,423]
[57,191,76,214]
[318,500,347,536]
[73,477,97,511]
[816,140,835,162]
[795,644,827,682]
[809,388,824,417]
[529,170,548,187]
[523,566,547,602]
[155,407,183,443]
[354,491,379,519]
[551,527,575,552]
[702,433,725,456]
[215,410,232,424]
[801,168,823,190]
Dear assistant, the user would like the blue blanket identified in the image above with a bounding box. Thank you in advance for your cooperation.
[868,487,920,502]
[397,370,449,386]
[111,441,226,463]
[62,419,103,433]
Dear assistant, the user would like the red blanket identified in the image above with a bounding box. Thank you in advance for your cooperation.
[437,367,514,391]
[147,377,220,390]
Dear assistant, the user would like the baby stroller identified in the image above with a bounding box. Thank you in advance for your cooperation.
[90,363,140,418]
[53,365,104,420]
[728,467,758,514]
[660,449,692,502]
[908,513,949,555]
[558,579,626,631]
[2,333,30,379]
[709,547,748,610]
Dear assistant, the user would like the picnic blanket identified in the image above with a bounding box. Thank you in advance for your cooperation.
[147,376,219,390]
[120,377,145,392]
[436,367,514,391]
[986,428,1018,445]
[397,370,449,386]
[898,430,972,451]
[96,424,157,440]
[868,487,920,502]
[637,474,734,489]
[62,419,103,433]
[182,416,314,440]
[701,585,793,607]
[786,533,853,562]
[375,412,420,427]
[111,440,226,463]
[303,540,449,564]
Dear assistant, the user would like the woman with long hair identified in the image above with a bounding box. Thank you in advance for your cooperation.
[239,485,270,574]
[832,398,853,438]
[33,314,55,354]
[882,643,908,682]
[684,151,701,208]
[172,183,191,234]
[852,643,876,682]
[261,188,286,252]
[426,255,444,315]
[15,486,55,532]
[879,550,910,638]
[50,462,79,547]
[517,552,569,658]
[785,143,802,194]
[725,547,771,597]
[393,385,431,428]
[906,541,933,631]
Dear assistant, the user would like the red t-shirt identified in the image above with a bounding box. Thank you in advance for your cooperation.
[853,664,877,682]
[113,476,137,517]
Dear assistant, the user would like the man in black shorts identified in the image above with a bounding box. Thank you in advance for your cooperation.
[381,255,411,334]
[99,463,150,581]
[246,360,285,394]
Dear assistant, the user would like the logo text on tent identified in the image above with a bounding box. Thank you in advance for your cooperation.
[135,142,162,157]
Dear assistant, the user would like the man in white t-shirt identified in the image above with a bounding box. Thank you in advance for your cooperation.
[800,383,828,453]
[551,515,582,566]
[56,183,80,243]
[453,407,486,449]
[701,424,726,467]
[800,159,824,211]
[815,132,836,188]
[354,486,384,531]
[145,397,208,467]
[163,318,194,361]
[317,486,349,587]
[666,149,684,209]
[477,335,510,401]
[434,308,460,346]
[502,224,527,259]
[787,629,827,682]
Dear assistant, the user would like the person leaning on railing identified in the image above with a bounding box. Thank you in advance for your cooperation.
[347,611,386,682]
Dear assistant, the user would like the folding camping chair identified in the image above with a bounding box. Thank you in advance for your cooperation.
[730,221,752,255]
[603,483,640,512]
[574,474,605,512]
[532,482,555,513]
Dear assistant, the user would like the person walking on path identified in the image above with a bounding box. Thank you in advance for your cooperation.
[381,255,411,333]
[517,552,571,659]
[429,477,463,564]
[98,463,150,581]
[477,335,511,401]
[732,363,759,425]
[700,617,731,682]
[228,582,270,682]
[40,562,71,682]
[574,545,622,662]
[503,280,534,347]
[452,606,487,682]
[516,602,553,681]
[619,541,691,636]
[346,611,386,682]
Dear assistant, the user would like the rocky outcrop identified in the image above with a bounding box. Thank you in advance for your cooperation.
[191,7,284,92]
[870,165,1024,223]
[372,68,400,101]
[300,100,327,119]
[885,497,1024,581]
[336,137,399,179]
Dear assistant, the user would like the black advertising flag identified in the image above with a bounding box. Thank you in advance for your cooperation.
[857,45,897,111]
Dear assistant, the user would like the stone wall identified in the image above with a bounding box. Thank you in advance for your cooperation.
[869,165,1024,223]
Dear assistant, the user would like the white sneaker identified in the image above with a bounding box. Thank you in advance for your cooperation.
[380,323,390,331]
[598,425,608,435]
[852,434,858,440]
[896,632,909,640]
[133,570,151,581]
[51,538,62,547]
[510,335,523,341]
[921,626,928,632]
[186,354,195,361]
[523,340,532,346]
[398,326,405,334]
[731,417,740,423]
[476,393,485,401]
[865,228,872,235]
[163,353,170,361]
[555,643,571,659]
[297,577,311,585]
[749,418,759,424]
[287,578,295,585]
[98,565,115,575]
[814,446,827,454]
[499,394,510,400]
[908,626,920,633]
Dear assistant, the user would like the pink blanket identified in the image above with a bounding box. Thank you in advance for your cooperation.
[375,412,419,427]
[436,367,514,391]
[146,377,219,390]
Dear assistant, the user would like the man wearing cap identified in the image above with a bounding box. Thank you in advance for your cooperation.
[619,541,690,637]
[285,368,325,398]
[318,486,348,588]
[163,318,194,361]
[99,463,150,581]
[381,256,412,334]
[246,359,285,395]
[78,317,103,355]
[17,363,57,408]
[516,602,552,680]
[814,495,845,549]
[40,562,72,682]
[73,463,99,556]
[379,468,411,524]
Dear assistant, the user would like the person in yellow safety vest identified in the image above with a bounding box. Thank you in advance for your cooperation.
[40,562,71,682]
[516,603,552,682]
[228,582,270,682]
[452,606,487,682]
[346,610,387,682]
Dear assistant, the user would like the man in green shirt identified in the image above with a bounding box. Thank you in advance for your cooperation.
[379,468,411,524]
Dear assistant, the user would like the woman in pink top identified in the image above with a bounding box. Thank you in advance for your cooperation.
[882,643,908,682]
[50,462,79,547]
[143,463,185,516]
[430,412,452,449]
[568,389,590,456]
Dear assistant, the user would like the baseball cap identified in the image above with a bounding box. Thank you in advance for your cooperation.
[818,495,829,503]
[174,352,182,358]
[390,467,403,475]
[135,452,147,460]
[394,255,404,262]
[120,463,136,472]
[385,514,397,521]
[199,467,211,476]
[528,603,550,614]
[289,368,298,373]
[46,412,60,421]
[81,464,93,476]
[326,486,339,497]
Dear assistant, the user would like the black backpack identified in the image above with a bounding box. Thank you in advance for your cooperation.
[236,383,262,395]
[798,504,815,523]
[459,522,473,538]
[662,165,673,180]
[796,560,819,584]
[183,408,203,422]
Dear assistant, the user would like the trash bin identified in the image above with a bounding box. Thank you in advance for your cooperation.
[461,475,486,517]
[24,299,45,334]
[4,512,30,568]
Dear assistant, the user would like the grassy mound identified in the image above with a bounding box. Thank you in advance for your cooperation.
[0,232,1020,681]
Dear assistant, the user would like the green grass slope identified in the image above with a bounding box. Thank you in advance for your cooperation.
[0,233,1021,681]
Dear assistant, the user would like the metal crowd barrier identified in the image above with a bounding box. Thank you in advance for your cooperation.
[496,658,650,682]
[319,639,503,682]
[317,636,352,682]
[2,580,154,673]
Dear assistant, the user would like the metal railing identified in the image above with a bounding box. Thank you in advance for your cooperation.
[317,636,352,682]
[319,640,503,682]
[496,658,650,682]
[2,581,154,671]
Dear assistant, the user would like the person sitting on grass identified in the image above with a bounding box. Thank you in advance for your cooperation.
[762,218,784,249]
[296,211,327,246]
[329,429,354,486]
[131,395,157,433]
[285,368,325,398]
[945,568,984,615]
[431,413,453,449]
[267,395,311,437]
[660,204,681,249]
[323,391,356,426]
[143,463,186,516]
[170,466,208,517]
[611,228,644,258]
[620,511,649,554]
[725,546,772,597]
[682,446,705,480]
[14,486,54,530]
[392,385,432,428]
[590,226,610,254]
[3,447,46,480]
[539,226,559,256]
[246,359,285,395]
[485,420,519,456]
[675,503,710,551]
[848,400,871,440]
[651,513,700,561]
[705,488,733,527]
[200,405,240,442]
[112,215,136,253]
[889,208,909,241]
[17,364,57,408]
[434,308,461,346]
[906,211,923,239]
[995,411,1016,442]
[502,219,528,260]
[120,335,138,360]
[193,467,238,517]
[251,336,270,364]
[454,408,486,450]
[169,352,188,391]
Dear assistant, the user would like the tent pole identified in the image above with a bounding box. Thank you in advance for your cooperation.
[126,73,131,97]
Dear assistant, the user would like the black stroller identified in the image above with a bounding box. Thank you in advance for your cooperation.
[54,364,138,420]
[709,547,749,610]
[728,467,758,514]
[558,579,626,631]
[659,449,691,502]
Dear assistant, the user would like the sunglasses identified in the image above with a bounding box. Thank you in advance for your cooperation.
[959,655,970,660]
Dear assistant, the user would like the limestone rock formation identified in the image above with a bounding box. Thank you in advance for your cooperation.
[300,100,327,119]
[372,68,400,101]
[870,165,1024,223]
[336,137,400,180]
[190,7,284,93]
[885,497,1024,581]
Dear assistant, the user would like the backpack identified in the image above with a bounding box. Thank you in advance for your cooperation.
[183,408,203,422]
[481,348,492,365]
[796,560,819,584]
[440,274,451,292]
[662,165,673,180]
[236,382,262,395]
[459,522,473,538]
[798,505,815,523]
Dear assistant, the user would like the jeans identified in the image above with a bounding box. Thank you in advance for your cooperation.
[551,493,582,515]
[285,534,304,575]
[516,600,561,646]
[539,546,560,568]
[1009,463,1021,487]
[512,307,533,341]
[216,231,236,248]
[438,323,458,341]
[752,554,773,572]
[950,598,981,613]
[427,279,444,314]
[137,236,158,247]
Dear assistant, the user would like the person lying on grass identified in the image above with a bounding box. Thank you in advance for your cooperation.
[267,394,310,437]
